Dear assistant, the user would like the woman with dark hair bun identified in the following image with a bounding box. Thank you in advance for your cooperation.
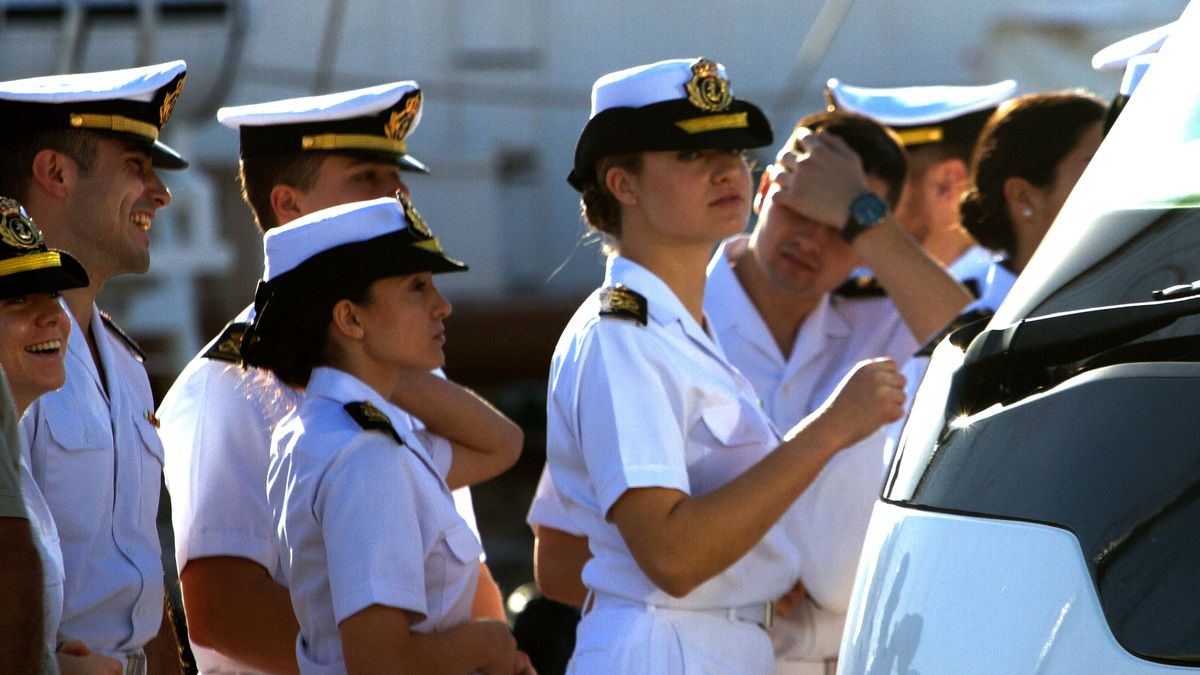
[241,196,532,674]
[961,91,1106,280]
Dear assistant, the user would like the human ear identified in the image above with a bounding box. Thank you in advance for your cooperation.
[269,184,306,225]
[1002,175,1041,223]
[30,149,71,199]
[931,158,968,203]
[605,166,639,206]
[330,299,365,340]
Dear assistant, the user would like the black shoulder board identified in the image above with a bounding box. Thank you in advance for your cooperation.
[915,307,994,357]
[833,275,886,299]
[962,278,981,299]
[598,284,648,325]
[98,310,145,362]
[202,321,251,363]
[343,401,404,445]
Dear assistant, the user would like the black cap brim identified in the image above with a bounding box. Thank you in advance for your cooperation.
[568,98,773,190]
[150,139,188,170]
[0,249,89,299]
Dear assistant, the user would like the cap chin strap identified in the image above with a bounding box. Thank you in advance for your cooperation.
[675,112,749,134]
[0,251,61,276]
[894,125,944,147]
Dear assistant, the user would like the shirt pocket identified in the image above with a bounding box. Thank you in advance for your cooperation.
[37,405,113,530]
[691,400,773,496]
[133,416,166,525]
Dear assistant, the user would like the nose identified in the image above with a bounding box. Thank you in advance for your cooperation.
[712,151,749,184]
[34,295,66,327]
[144,165,172,208]
[430,283,452,320]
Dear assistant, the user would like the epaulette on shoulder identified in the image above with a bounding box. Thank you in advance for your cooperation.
[99,310,145,362]
[598,284,648,325]
[915,307,994,357]
[833,275,886,299]
[202,321,251,363]
[343,401,404,445]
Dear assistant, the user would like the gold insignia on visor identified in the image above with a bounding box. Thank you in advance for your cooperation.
[0,197,43,251]
[398,192,432,238]
[685,59,733,112]
[384,91,422,142]
[159,75,186,127]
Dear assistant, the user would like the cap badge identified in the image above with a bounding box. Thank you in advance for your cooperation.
[0,197,42,251]
[159,75,186,127]
[384,91,422,142]
[398,192,432,238]
[685,59,732,112]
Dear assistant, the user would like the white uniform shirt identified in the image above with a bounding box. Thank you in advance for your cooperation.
[948,245,1015,313]
[546,255,799,611]
[159,305,485,674]
[268,367,481,674]
[22,305,165,663]
[706,237,919,665]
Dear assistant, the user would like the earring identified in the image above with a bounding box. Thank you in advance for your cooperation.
[1022,206,1033,218]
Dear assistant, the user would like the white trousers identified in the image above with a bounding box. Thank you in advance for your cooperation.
[569,597,774,675]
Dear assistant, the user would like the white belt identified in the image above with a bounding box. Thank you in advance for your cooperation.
[774,659,838,675]
[589,592,774,630]
[124,650,147,675]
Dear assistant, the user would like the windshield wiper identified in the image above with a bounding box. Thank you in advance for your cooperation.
[951,287,1200,413]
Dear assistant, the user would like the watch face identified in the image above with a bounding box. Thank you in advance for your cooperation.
[852,192,887,226]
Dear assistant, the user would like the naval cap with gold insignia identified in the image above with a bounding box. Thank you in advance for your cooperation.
[568,57,773,191]
[217,82,428,173]
[243,194,466,361]
[0,61,188,169]
[0,196,89,299]
[825,78,1016,149]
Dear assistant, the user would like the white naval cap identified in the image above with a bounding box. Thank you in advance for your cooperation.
[0,61,188,168]
[261,195,464,283]
[1091,21,1175,71]
[825,78,1017,147]
[569,57,773,190]
[218,81,428,173]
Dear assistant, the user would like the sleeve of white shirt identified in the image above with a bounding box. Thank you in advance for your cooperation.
[526,463,585,536]
[576,323,691,515]
[158,361,279,572]
[317,437,428,624]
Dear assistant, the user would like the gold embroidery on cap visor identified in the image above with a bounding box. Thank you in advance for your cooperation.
[300,133,408,155]
[69,114,159,142]
[675,112,749,134]
[893,125,945,146]
[398,193,433,238]
[0,199,43,251]
[685,59,733,112]
[0,251,61,277]
[384,91,422,141]
[159,74,186,127]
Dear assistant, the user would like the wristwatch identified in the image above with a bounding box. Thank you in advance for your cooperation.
[841,192,887,243]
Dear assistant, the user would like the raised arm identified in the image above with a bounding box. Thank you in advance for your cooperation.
[609,359,904,597]
[389,370,523,489]
[773,128,973,342]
